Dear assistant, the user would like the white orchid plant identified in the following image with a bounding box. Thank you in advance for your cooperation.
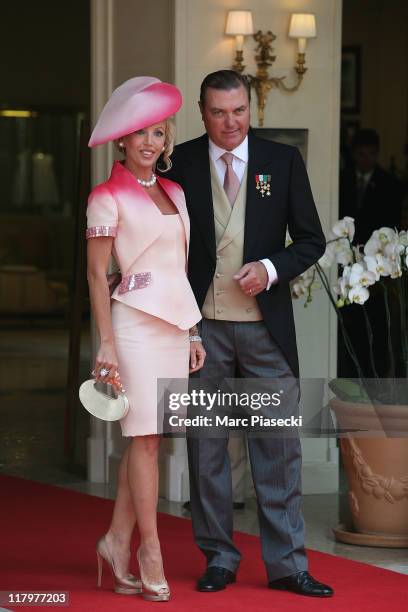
[290,218,408,400]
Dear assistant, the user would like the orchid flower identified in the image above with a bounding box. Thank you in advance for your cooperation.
[348,285,370,304]
[332,216,355,241]
[364,254,392,280]
[349,263,376,288]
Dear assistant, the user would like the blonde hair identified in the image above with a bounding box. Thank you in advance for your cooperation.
[114,118,175,172]
[157,118,175,172]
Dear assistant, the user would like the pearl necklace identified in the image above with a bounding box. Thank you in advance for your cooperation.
[137,173,157,188]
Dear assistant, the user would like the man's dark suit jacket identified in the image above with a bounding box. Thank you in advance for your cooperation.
[164,130,325,377]
[339,165,404,245]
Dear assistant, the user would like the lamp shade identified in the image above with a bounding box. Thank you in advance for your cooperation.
[289,13,317,39]
[225,10,254,36]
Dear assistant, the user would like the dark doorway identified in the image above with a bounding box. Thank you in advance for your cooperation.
[0,1,91,485]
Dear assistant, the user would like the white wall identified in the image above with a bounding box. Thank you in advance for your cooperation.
[113,0,174,86]
[174,0,342,492]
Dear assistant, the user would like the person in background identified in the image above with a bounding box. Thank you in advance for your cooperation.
[339,128,405,378]
[339,128,404,244]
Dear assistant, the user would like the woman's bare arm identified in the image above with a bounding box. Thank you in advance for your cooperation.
[87,237,120,385]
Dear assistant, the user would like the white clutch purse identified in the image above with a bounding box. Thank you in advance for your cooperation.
[79,379,129,421]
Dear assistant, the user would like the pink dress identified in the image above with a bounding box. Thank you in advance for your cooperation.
[86,162,201,436]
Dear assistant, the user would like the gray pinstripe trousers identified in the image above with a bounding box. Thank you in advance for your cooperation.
[187,318,308,581]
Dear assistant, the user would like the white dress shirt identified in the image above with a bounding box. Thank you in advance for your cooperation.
[208,136,278,290]
[356,169,374,187]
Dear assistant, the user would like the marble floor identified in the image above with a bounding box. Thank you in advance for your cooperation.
[0,325,91,481]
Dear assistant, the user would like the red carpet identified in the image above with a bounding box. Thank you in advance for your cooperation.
[1,474,407,611]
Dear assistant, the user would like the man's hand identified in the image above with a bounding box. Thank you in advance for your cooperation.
[189,341,206,373]
[233,261,268,297]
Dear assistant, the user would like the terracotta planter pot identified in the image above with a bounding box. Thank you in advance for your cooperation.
[330,398,408,540]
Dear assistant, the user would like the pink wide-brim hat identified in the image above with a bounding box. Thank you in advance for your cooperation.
[88,76,182,147]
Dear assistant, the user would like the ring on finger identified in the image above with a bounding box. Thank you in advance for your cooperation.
[100,367,110,377]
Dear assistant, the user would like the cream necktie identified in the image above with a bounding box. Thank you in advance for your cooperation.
[221,152,240,206]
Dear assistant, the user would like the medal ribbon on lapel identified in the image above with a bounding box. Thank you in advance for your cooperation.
[255,174,271,197]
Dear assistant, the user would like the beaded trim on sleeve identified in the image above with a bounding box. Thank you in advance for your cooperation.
[86,226,117,239]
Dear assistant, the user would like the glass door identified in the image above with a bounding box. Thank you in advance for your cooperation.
[0,108,90,484]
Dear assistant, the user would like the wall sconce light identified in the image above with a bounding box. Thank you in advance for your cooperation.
[226,11,317,126]
[225,10,254,74]
[288,13,317,74]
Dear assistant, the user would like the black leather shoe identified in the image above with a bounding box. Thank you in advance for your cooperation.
[197,566,236,592]
[269,571,334,597]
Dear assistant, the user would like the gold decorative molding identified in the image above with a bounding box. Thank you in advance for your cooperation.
[246,30,305,126]
[226,12,316,126]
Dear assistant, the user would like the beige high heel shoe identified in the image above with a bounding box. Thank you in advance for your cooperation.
[96,536,142,595]
[136,548,170,602]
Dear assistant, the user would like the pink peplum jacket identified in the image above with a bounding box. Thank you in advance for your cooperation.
[86,161,201,330]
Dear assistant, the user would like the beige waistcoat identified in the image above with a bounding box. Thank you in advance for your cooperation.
[202,160,263,321]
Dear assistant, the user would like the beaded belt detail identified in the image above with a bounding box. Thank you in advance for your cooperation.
[117,272,152,294]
